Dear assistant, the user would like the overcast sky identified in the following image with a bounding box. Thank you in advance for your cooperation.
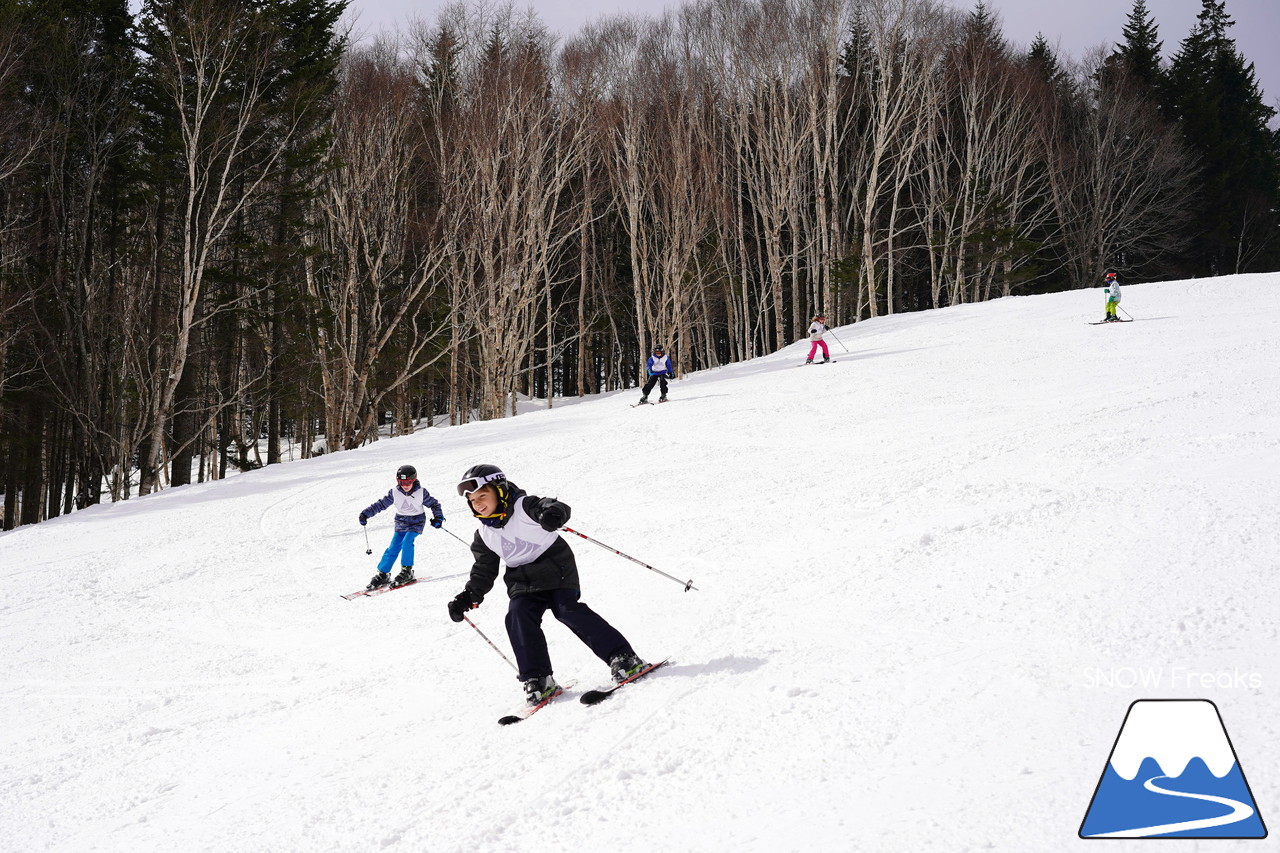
[342,0,1280,110]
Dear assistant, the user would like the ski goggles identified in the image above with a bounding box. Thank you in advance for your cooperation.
[457,471,506,497]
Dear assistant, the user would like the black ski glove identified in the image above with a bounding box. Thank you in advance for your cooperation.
[448,589,480,622]
[358,512,368,526]
[534,497,569,531]
[431,516,444,529]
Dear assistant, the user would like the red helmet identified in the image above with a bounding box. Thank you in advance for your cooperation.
[1105,272,1117,280]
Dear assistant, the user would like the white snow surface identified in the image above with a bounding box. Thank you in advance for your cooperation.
[3,275,1279,852]
[1108,700,1237,781]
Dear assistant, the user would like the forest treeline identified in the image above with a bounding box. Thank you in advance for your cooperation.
[1,0,1277,528]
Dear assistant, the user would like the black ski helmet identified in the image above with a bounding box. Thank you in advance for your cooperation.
[396,464,417,481]
[653,344,666,354]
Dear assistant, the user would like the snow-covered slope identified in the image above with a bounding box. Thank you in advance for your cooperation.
[3,275,1278,852]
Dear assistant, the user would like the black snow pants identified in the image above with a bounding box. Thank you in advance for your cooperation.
[641,374,669,399]
[505,589,632,680]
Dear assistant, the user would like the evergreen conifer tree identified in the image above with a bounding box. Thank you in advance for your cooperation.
[965,1,1006,54]
[6,0,142,518]
[255,0,347,468]
[1115,0,1163,92]
[1027,33,1069,93]
[1166,0,1279,274]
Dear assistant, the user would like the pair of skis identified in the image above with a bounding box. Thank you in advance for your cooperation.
[340,577,428,600]
[498,658,670,725]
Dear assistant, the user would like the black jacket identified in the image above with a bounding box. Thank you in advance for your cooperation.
[465,493,579,600]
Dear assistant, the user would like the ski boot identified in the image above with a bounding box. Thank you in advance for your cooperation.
[392,566,415,587]
[522,675,559,707]
[367,571,392,590]
[659,396,667,402]
[821,357,830,363]
[639,395,648,404]
[608,652,648,683]
[804,359,812,365]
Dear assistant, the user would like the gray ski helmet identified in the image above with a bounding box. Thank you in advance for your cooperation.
[457,464,506,497]
[396,464,417,481]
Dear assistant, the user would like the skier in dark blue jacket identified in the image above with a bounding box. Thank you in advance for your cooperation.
[359,464,444,589]
[639,344,675,404]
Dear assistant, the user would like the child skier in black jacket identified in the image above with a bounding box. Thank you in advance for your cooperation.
[446,464,647,706]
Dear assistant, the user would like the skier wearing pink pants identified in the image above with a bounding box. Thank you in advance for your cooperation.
[805,314,830,364]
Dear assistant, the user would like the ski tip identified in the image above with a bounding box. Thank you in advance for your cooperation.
[498,682,575,723]
[580,658,672,705]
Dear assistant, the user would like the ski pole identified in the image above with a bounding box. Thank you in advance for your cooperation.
[825,328,850,353]
[561,526,697,592]
[463,615,518,672]
[1119,306,1135,320]
[439,525,472,549]
[363,526,372,555]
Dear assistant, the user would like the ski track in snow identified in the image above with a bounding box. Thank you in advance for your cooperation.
[2,275,1279,852]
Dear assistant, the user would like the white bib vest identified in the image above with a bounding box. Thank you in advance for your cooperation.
[478,499,558,567]
[391,487,427,516]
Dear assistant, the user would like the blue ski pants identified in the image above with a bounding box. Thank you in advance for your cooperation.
[377,529,419,573]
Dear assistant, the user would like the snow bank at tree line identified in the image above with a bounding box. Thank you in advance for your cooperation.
[2,273,1278,853]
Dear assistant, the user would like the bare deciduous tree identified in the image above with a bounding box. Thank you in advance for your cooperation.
[844,0,950,316]
[136,0,306,492]
[435,7,588,420]
[1048,51,1196,286]
[0,18,39,401]
[310,40,449,450]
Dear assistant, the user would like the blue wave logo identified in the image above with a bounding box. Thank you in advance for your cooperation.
[1080,700,1267,838]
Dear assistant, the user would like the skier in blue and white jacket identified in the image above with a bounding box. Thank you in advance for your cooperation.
[358,464,444,590]
[638,344,675,404]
